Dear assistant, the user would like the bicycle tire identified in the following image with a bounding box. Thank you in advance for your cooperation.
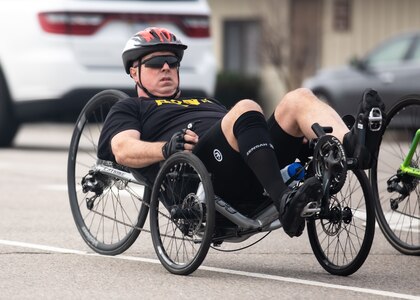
[150,152,215,275]
[67,89,150,255]
[307,169,375,276]
[370,96,420,255]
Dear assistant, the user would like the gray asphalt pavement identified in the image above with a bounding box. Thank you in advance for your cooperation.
[0,123,419,300]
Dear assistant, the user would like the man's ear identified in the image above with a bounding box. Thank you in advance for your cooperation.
[129,66,138,79]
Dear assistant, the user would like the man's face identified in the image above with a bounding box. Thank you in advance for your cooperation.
[130,51,179,97]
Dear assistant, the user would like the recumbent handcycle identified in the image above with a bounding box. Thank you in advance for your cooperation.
[67,90,375,276]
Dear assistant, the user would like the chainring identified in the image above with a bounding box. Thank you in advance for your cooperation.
[313,135,347,194]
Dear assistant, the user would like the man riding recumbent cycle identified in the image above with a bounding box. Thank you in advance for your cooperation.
[67,27,385,276]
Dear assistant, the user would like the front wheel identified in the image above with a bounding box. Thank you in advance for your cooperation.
[370,96,420,255]
[150,153,215,275]
[307,169,375,276]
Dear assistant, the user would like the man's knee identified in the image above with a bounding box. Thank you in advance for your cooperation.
[221,99,264,150]
[232,99,263,115]
[284,88,316,105]
[276,88,317,116]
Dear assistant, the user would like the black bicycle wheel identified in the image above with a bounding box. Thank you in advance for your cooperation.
[370,96,420,255]
[67,89,150,255]
[150,152,215,275]
[307,169,375,276]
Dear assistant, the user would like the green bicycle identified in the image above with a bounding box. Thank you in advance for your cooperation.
[370,95,420,255]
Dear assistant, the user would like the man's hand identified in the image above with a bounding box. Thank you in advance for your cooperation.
[162,124,199,159]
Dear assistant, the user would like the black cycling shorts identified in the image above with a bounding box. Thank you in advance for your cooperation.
[193,117,304,214]
[193,120,264,213]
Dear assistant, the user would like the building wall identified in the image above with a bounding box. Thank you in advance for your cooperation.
[208,0,288,71]
[322,0,420,67]
[208,0,290,111]
[208,0,420,109]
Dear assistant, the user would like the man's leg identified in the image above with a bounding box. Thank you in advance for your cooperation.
[220,97,323,237]
[274,87,386,169]
[220,99,288,203]
[272,88,349,142]
[268,88,348,237]
[269,88,385,236]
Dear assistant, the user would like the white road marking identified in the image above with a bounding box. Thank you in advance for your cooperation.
[0,239,418,299]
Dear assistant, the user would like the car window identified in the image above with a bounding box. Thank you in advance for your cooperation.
[367,36,412,67]
[410,38,420,62]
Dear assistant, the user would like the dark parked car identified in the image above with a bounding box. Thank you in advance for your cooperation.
[303,31,420,117]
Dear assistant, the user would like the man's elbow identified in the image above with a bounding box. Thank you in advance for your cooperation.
[112,142,130,166]
[114,153,128,166]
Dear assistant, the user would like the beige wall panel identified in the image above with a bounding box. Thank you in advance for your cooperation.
[208,0,290,109]
[208,0,289,71]
[322,0,420,68]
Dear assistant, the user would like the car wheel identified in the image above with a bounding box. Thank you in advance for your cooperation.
[0,69,19,147]
[313,91,333,106]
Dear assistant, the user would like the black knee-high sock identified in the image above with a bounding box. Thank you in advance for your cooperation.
[233,111,288,203]
[267,114,306,166]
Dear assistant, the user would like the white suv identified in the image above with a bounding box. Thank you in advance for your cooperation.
[0,0,216,146]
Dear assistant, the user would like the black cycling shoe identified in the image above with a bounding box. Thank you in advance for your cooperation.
[343,88,386,169]
[278,177,323,238]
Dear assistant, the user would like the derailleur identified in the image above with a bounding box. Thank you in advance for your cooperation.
[81,170,110,210]
[387,169,419,210]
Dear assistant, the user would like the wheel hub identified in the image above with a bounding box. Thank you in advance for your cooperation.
[171,193,204,237]
[320,197,354,236]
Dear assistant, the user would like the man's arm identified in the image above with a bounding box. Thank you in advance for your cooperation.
[111,128,199,168]
[111,129,165,168]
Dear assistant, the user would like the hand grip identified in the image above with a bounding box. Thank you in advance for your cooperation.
[311,123,332,137]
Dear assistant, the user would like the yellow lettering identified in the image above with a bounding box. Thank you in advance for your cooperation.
[155,98,211,107]
[183,99,200,106]
[170,100,183,105]
[155,99,171,106]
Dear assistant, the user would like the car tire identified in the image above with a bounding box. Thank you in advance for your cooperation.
[313,90,333,106]
[0,68,19,147]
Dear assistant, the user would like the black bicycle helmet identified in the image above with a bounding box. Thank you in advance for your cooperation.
[122,27,188,74]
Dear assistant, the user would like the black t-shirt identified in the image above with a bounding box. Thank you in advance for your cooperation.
[98,96,266,212]
[98,96,228,163]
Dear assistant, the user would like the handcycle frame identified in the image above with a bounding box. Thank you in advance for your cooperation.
[400,129,420,178]
[67,89,375,276]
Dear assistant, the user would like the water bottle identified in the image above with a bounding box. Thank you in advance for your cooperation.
[280,162,305,187]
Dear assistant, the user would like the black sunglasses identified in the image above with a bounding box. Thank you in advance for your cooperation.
[140,55,180,69]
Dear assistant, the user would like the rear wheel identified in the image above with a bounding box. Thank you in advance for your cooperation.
[68,90,150,255]
[370,96,420,255]
[307,169,375,276]
[150,152,215,275]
